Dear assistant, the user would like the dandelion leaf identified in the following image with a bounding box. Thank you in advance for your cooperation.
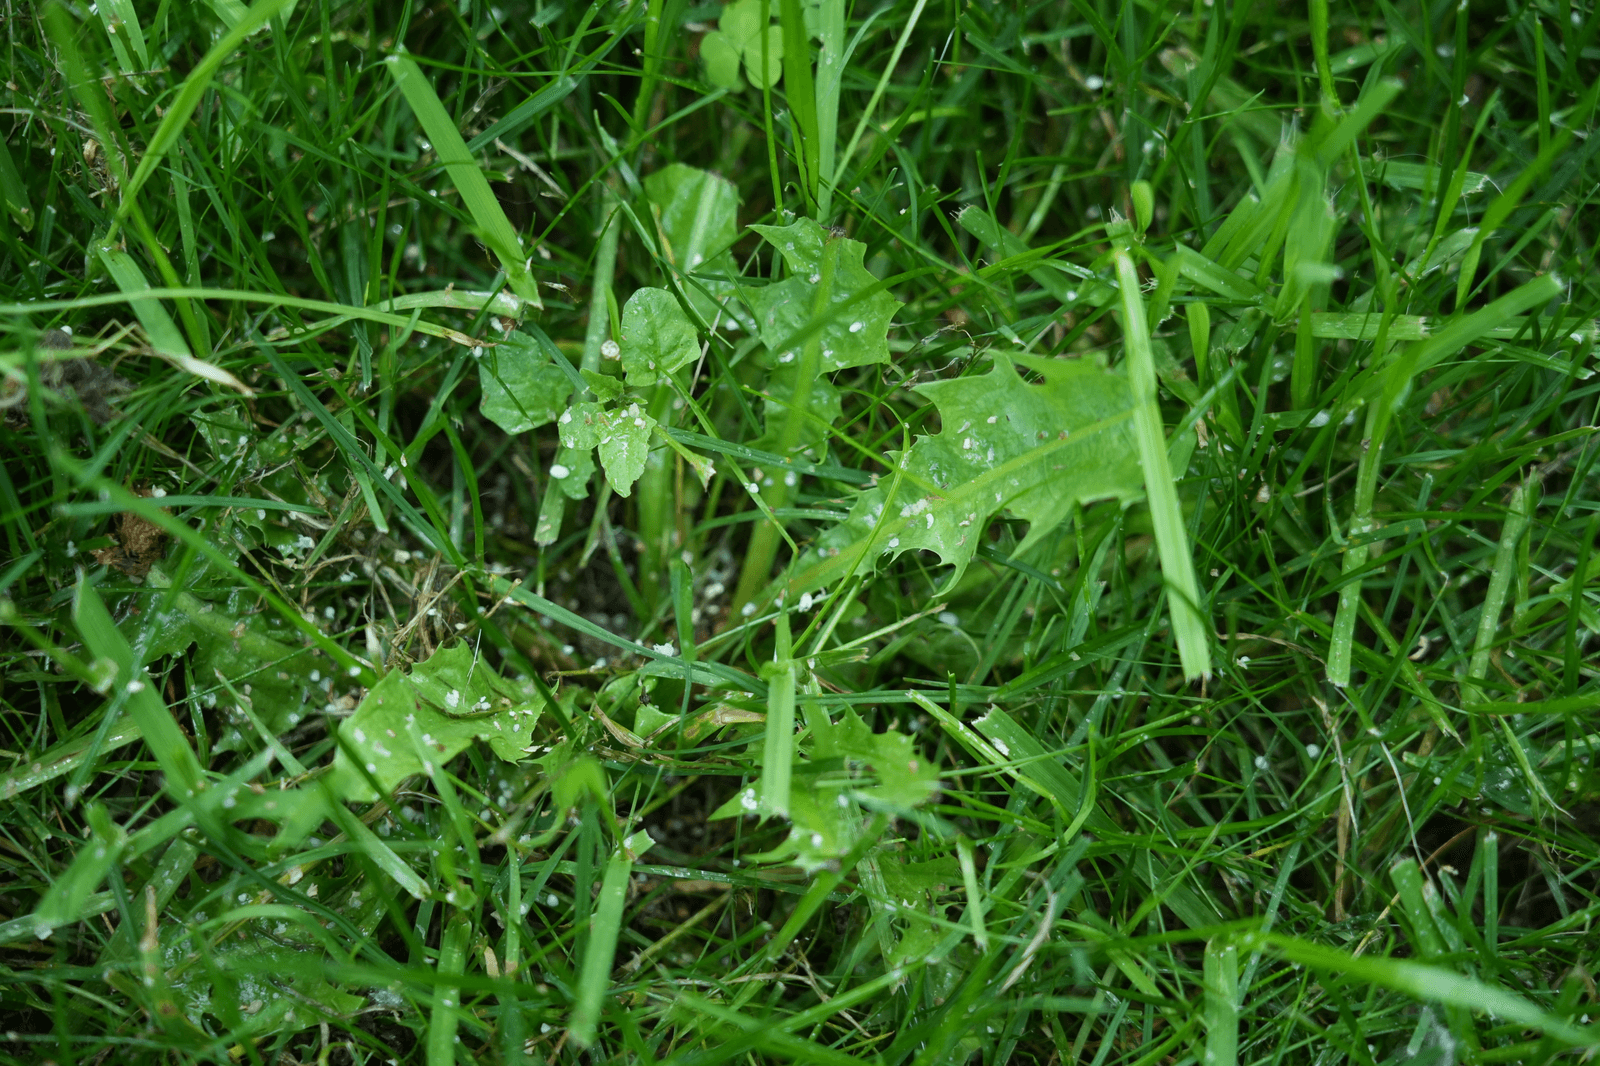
[644,164,739,277]
[711,710,937,873]
[880,855,964,905]
[754,366,841,459]
[798,354,1143,595]
[408,643,543,762]
[550,443,595,500]
[329,646,542,802]
[834,708,941,810]
[744,218,897,372]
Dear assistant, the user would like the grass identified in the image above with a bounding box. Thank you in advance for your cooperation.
[1,0,1599,1062]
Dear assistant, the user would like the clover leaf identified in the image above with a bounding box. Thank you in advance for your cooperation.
[701,31,743,88]
[700,0,784,89]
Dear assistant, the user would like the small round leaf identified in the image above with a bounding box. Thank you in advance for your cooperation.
[700,30,743,89]
[745,24,785,89]
[717,0,762,50]
[619,287,700,387]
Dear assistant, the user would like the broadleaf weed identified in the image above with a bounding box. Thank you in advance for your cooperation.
[1,1,1598,1062]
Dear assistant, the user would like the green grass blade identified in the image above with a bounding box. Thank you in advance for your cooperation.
[116,0,295,221]
[760,616,796,816]
[1330,272,1563,685]
[1389,859,1447,959]
[0,717,143,800]
[570,830,653,1046]
[99,252,249,391]
[97,248,255,393]
[1461,478,1535,705]
[0,286,498,348]
[72,580,205,800]
[465,75,579,153]
[1203,938,1239,1066]
[811,0,846,219]
[1110,220,1210,679]
[1314,78,1402,166]
[1174,244,1264,302]
[779,0,820,209]
[386,53,541,310]
[1455,132,1574,308]
[98,836,197,963]
[1387,273,1567,400]
[0,135,33,231]
[93,0,151,73]
[28,802,126,940]
[426,910,470,1066]
[832,0,929,199]
[323,797,430,903]
[1264,933,1599,1046]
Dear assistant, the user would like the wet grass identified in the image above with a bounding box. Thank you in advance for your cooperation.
[1,0,1599,1063]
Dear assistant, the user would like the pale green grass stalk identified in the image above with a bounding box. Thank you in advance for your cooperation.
[1109,221,1210,680]
[811,0,846,221]
[427,912,470,1065]
[1204,939,1239,1066]
[760,613,796,817]
[1461,477,1535,706]
[568,843,633,1046]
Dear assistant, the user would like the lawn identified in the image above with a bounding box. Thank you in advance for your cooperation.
[2,0,1599,1062]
